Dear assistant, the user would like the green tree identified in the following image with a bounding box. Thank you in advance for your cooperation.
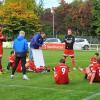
[91,0,100,36]
[40,0,92,36]
[0,0,41,39]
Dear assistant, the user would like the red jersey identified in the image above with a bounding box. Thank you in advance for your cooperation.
[90,64,100,82]
[26,59,36,71]
[54,63,69,84]
[90,57,97,65]
[8,54,22,72]
[0,34,6,57]
[16,59,36,72]
[8,54,15,69]
[8,54,15,63]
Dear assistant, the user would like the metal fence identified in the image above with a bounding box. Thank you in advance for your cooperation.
[76,36,100,44]
[46,34,100,44]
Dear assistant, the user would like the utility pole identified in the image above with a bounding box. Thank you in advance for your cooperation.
[51,7,55,38]
[3,0,5,5]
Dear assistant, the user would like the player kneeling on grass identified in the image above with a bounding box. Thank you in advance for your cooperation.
[54,58,69,84]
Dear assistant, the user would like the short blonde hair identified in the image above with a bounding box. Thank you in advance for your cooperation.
[19,31,25,36]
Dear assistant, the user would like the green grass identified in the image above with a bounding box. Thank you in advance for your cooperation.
[0,49,100,100]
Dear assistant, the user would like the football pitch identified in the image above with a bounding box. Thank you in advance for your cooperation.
[0,49,100,100]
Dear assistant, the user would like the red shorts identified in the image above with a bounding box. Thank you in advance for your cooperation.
[54,75,69,84]
[88,73,100,82]
[64,49,74,57]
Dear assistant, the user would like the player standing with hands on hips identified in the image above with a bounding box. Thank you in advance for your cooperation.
[63,28,76,70]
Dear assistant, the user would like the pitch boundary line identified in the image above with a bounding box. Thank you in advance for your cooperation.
[0,84,99,98]
[0,84,73,92]
[82,92,100,100]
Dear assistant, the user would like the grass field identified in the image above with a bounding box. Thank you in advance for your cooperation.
[0,49,100,100]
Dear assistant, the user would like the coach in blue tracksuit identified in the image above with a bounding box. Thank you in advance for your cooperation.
[30,32,46,68]
[30,32,45,49]
[11,31,29,80]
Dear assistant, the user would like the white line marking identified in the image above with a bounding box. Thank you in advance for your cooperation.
[0,84,99,98]
[0,84,73,92]
[82,92,100,100]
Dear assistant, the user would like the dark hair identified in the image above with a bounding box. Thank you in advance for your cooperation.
[95,53,99,56]
[97,57,100,64]
[10,51,14,55]
[59,58,65,64]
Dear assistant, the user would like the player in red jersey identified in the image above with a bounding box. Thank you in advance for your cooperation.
[25,59,36,71]
[54,58,69,84]
[79,53,99,78]
[0,26,6,72]
[63,28,75,69]
[7,51,36,72]
[90,53,99,65]
[89,57,100,84]
[7,50,22,72]
[7,51,15,70]
[79,56,100,84]
[17,58,36,72]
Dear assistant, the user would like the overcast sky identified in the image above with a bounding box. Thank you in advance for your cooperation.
[36,0,74,8]
[0,0,74,8]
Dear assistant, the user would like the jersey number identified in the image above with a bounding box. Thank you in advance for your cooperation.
[62,68,66,74]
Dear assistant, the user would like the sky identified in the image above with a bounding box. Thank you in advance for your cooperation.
[36,0,74,8]
[0,0,74,8]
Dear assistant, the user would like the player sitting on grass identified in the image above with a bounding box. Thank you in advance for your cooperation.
[7,51,36,72]
[89,57,100,84]
[7,50,23,72]
[90,53,99,65]
[7,50,15,70]
[25,58,36,71]
[79,53,99,79]
[54,58,69,84]
[80,57,100,84]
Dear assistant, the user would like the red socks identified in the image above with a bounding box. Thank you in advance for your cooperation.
[0,63,2,72]
[72,58,75,66]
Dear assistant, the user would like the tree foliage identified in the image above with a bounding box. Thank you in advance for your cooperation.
[91,0,100,36]
[41,0,94,36]
[0,0,41,39]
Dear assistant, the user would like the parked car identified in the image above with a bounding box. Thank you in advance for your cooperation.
[44,37,89,50]
[74,38,89,50]
[44,38,61,44]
